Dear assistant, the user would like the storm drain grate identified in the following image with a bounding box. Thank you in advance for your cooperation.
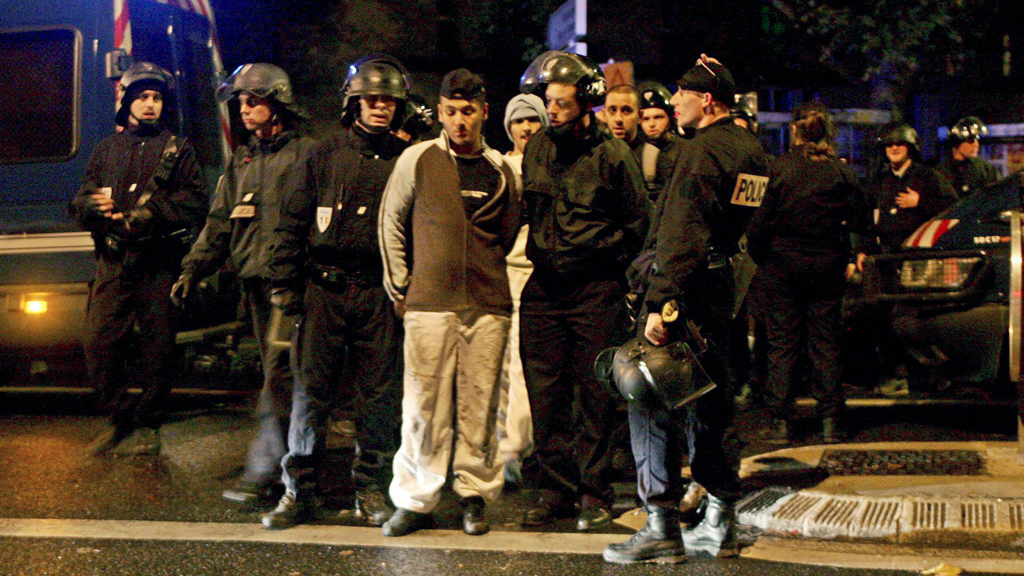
[855,499,902,538]
[911,501,948,530]
[961,501,996,530]
[819,449,985,476]
[1010,503,1024,530]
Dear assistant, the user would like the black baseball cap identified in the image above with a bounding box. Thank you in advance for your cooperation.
[440,68,486,101]
[676,60,735,106]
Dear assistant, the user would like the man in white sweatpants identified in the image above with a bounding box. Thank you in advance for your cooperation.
[378,69,521,537]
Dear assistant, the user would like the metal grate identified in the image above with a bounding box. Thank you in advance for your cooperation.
[912,501,948,530]
[961,501,996,530]
[819,449,985,476]
[1010,503,1024,531]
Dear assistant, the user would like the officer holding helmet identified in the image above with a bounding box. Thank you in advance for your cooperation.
[936,116,999,197]
[173,63,315,506]
[72,62,207,457]
[637,81,685,202]
[518,50,649,532]
[261,54,409,530]
[604,56,768,564]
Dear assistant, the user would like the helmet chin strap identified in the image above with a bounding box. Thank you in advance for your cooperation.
[355,118,389,135]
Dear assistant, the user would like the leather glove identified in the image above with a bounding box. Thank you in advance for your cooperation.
[270,286,304,316]
[121,205,154,233]
[170,273,193,306]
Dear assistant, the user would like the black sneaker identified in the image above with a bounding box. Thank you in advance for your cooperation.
[381,508,433,537]
[603,506,686,564]
[522,499,575,527]
[355,489,394,527]
[576,506,612,532]
[262,490,320,530]
[461,496,489,535]
[223,480,276,508]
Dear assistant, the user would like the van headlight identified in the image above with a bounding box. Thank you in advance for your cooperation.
[898,257,982,290]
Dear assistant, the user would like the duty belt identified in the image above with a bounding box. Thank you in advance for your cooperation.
[309,263,380,291]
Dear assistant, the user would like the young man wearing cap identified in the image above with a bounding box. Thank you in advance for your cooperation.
[72,62,207,457]
[260,55,410,530]
[517,50,649,532]
[173,63,315,507]
[379,69,521,537]
[497,94,548,486]
[604,56,768,564]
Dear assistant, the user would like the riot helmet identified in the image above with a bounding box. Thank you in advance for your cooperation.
[947,115,989,146]
[397,95,435,142]
[342,54,410,130]
[637,82,673,114]
[731,92,759,133]
[116,62,174,127]
[520,50,607,108]
[878,123,920,155]
[600,337,717,411]
[217,63,306,119]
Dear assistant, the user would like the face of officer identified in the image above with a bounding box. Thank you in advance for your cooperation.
[641,108,671,140]
[954,138,980,161]
[238,92,276,136]
[440,95,488,155]
[509,116,543,155]
[669,88,705,130]
[885,142,911,169]
[358,94,398,131]
[604,91,639,141]
[128,89,163,126]
[545,83,583,128]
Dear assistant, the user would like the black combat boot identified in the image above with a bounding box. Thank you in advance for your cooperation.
[681,494,738,557]
[602,505,686,564]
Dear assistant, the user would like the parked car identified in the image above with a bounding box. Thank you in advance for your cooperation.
[863,171,1024,396]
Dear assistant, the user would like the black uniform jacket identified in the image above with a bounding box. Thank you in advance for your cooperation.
[181,130,315,280]
[71,124,207,254]
[935,156,999,198]
[747,150,871,267]
[871,160,957,251]
[646,117,769,308]
[520,116,649,282]
[269,125,407,289]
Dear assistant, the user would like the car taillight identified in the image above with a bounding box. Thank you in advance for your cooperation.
[898,257,982,290]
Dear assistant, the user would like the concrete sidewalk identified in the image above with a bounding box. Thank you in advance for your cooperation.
[736,441,1024,573]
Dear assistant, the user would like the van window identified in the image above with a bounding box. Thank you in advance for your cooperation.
[0,27,80,164]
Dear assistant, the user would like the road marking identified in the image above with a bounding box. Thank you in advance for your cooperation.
[0,518,623,555]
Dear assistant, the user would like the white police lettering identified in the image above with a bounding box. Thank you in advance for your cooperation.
[730,173,768,207]
[973,236,1009,245]
[316,206,333,233]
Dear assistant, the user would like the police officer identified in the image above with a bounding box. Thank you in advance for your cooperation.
[261,54,409,529]
[935,116,999,197]
[72,62,207,457]
[637,81,685,202]
[746,102,870,445]
[730,92,759,135]
[604,56,768,564]
[862,124,957,256]
[173,63,315,505]
[518,50,649,532]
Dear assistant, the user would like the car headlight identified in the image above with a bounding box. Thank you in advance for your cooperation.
[898,257,982,290]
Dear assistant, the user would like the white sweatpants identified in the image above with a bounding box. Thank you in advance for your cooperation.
[389,310,510,513]
[497,225,534,459]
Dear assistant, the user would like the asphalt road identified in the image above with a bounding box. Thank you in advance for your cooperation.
[0,371,1018,575]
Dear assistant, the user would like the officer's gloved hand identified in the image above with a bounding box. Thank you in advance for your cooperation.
[170,273,194,306]
[270,287,303,316]
[121,206,154,234]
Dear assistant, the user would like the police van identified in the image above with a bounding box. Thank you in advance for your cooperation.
[0,0,237,384]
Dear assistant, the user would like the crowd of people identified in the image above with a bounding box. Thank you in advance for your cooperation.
[70,49,1000,565]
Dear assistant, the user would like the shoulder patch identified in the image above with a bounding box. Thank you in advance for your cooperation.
[731,173,769,207]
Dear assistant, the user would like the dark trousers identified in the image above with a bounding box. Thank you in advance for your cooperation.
[627,265,740,506]
[83,253,178,430]
[240,277,294,485]
[520,276,625,507]
[762,253,846,420]
[281,280,403,496]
